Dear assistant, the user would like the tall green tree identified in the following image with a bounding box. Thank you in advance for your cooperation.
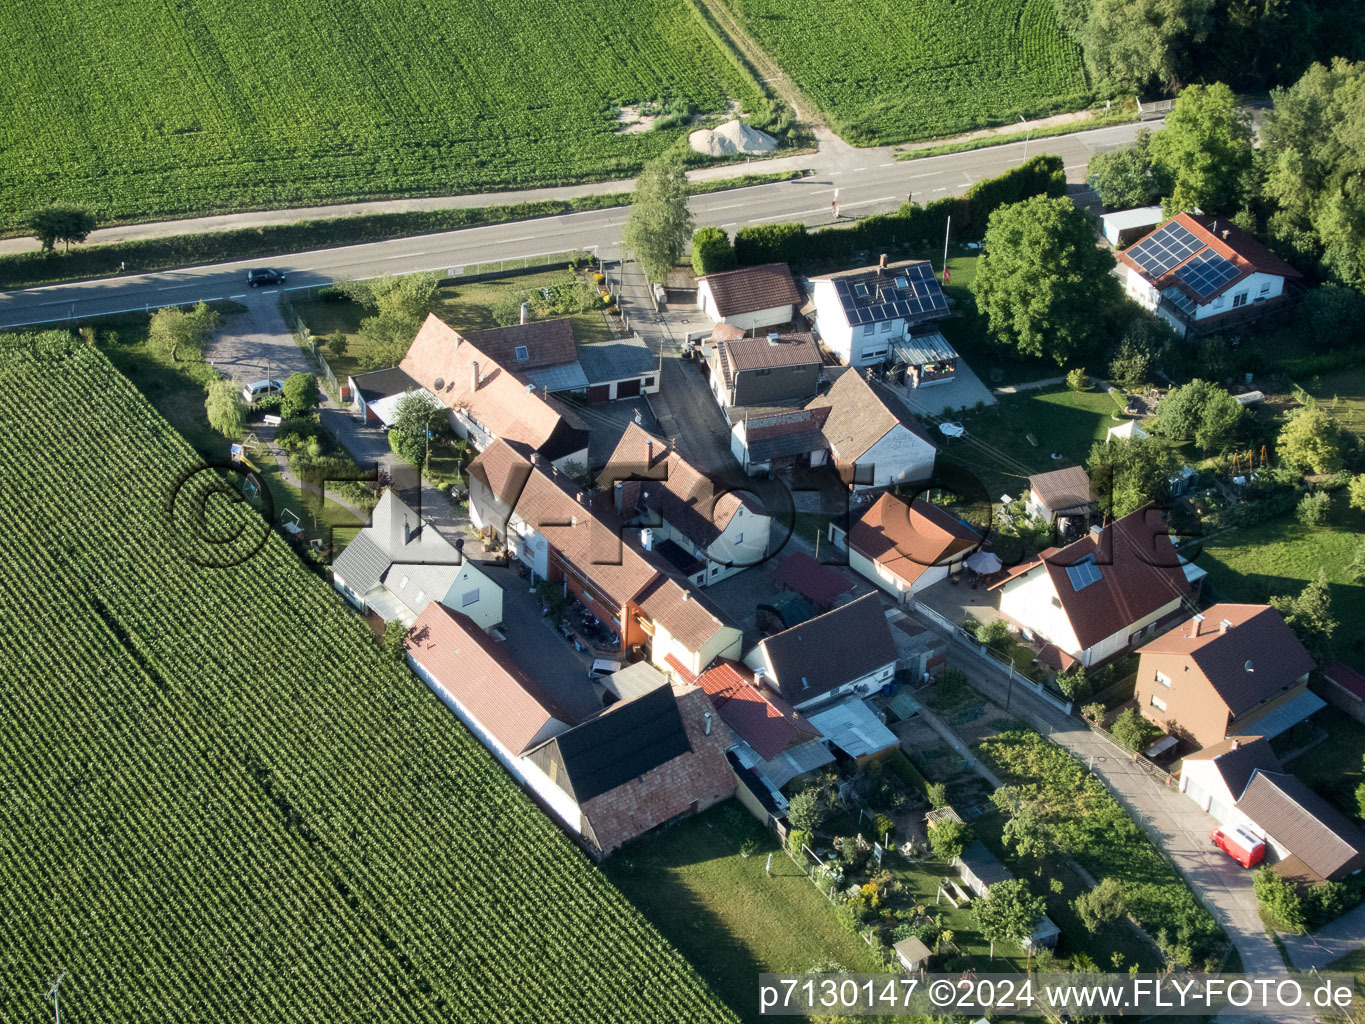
[1086,128,1157,208]
[972,878,1045,955]
[149,301,221,363]
[1087,437,1177,518]
[1149,378,1245,451]
[1072,878,1127,932]
[971,195,1119,365]
[623,153,693,282]
[25,204,97,252]
[205,378,247,437]
[337,272,442,362]
[1150,83,1254,216]
[929,819,972,863]
[388,390,447,468]
[1271,569,1336,663]
[1277,404,1345,473]
[786,789,827,833]
[1078,0,1212,93]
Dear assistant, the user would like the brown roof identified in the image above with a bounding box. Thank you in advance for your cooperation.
[1182,736,1282,800]
[461,318,578,371]
[599,423,765,551]
[635,575,736,653]
[757,592,898,704]
[1235,770,1365,881]
[697,660,821,761]
[700,262,801,317]
[805,368,937,463]
[1117,213,1301,303]
[711,322,745,344]
[405,603,574,754]
[850,492,982,588]
[716,332,820,384]
[1325,662,1365,702]
[1138,605,1315,715]
[993,506,1192,650]
[1028,466,1098,516]
[400,314,587,461]
[576,685,736,855]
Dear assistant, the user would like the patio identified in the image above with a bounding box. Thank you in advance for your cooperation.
[890,360,996,417]
[911,576,1005,634]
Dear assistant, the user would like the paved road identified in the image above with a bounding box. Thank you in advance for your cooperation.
[0,120,1156,330]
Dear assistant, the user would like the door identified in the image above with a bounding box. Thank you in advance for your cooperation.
[586,384,610,404]
[1184,777,1210,812]
[616,378,641,399]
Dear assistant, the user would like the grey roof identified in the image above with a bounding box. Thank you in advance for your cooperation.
[758,593,898,704]
[578,337,657,385]
[605,661,672,703]
[525,362,590,393]
[1236,770,1365,880]
[350,366,420,404]
[747,426,828,463]
[757,737,836,789]
[332,532,391,595]
[891,331,958,367]
[957,840,1012,888]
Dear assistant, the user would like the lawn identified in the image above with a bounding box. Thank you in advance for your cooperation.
[1303,366,1365,437]
[295,269,615,382]
[1194,497,1365,671]
[1281,709,1365,818]
[0,0,765,231]
[605,802,881,1023]
[720,0,1089,144]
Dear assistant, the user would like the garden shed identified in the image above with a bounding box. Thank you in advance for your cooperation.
[954,840,1011,897]
[893,935,932,972]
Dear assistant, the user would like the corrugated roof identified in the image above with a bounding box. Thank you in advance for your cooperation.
[701,262,801,317]
[850,492,982,588]
[1236,770,1365,881]
[807,699,899,758]
[1028,466,1097,516]
[757,738,836,789]
[757,592,898,705]
[890,331,958,368]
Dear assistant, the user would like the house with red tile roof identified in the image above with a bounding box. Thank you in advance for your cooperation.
[400,314,589,471]
[844,492,983,604]
[467,439,742,676]
[1117,213,1301,338]
[990,505,1197,670]
[1135,604,1321,749]
[599,423,771,589]
[696,262,801,332]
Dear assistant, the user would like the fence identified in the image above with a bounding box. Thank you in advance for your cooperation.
[278,293,340,400]
[444,246,598,285]
[600,261,634,334]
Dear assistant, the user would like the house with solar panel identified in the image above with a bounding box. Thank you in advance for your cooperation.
[809,255,951,370]
[1118,214,1301,338]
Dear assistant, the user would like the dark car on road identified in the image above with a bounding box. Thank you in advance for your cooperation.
[246,268,286,287]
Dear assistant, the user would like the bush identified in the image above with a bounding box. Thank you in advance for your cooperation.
[787,789,827,833]
[928,819,972,862]
[787,828,812,855]
[925,782,948,810]
[1297,489,1332,526]
[1253,866,1307,933]
[1056,667,1089,701]
[691,226,736,276]
[317,285,348,303]
[1110,708,1161,752]
[933,667,969,708]
[975,618,1014,655]
[872,813,895,843]
[1066,367,1091,391]
[1081,702,1106,725]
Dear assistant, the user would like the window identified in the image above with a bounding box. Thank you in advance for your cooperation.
[711,566,721,576]
[644,376,655,387]
[461,589,479,607]
[1051,596,1062,609]
[854,283,869,299]
[755,368,772,376]
[862,324,875,337]
[1259,281,1271,295]
[1150,694,1168,712]
[1211,295,1224,309]
[736,532,744,543]
[1155,670,1171,688]
[514,345,529,362]
[879,321,892,334]
[414,590,425,606]
[398,575,409,589]
[1232,292,1248,308]
[860,347,888,361]
[694,574,705,585]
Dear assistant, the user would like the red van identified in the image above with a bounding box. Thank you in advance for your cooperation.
[1211,826,1266,868]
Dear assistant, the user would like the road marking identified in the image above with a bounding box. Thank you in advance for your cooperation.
[851,166,868,172]
[1064,164,1087,171]
[932,187,948,192]
[229,293,247,299]
[156,284,185,291]
[809,188,836,195]
[878,161,898,167]
[709,202,746,210]
[747,195,898,223]
[828,171,843,176]
[262,289,278,295]
[383,252,412,259]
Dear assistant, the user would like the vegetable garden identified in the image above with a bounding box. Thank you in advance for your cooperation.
[717,0,1089,143]
[0,0,764,232]
[0,332,735,1022]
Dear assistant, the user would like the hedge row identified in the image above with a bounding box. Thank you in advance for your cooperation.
[733,154,1067,269]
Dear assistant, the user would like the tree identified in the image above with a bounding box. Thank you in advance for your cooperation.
[1086,437,1176,518]
[929,819,972,863]
[1078,0,1212,93]
[205,379,247,437]
[1271,569,1336,663]
[1348,474,1365,513]
[282,373,320,419]
[972,195,1119,365]
[148,301,221,363]
[1107,341,1151,391]
[622,153,693,282]
[381,620,408,663]
[691,226,736,276]
[786,789,827,833]
[976,617,1015,654]
[388,390,446,468]
[1252,865,1307,933]
[1278,404,1345,474]
[1066,367,1091,391]
[1296,490,1332,526]
[1072,877,1127,932]
[1150,83,1254,216]
[1056,666,1089,701]
[1086,129,1157,207]
[1303,285,1365,347]
[326,331,349,359]
[1081,702,1106,725]
[1111,707,1159,751]
[1149,378,1245,451]
[336,272,441,356]
[972,878,1045,954]
[992,791,1052,862]
[25,204,97,252]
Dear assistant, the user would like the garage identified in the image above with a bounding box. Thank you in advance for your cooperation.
[615,378,641,399]
[587,384,610,403]
[1184,777,1210,812]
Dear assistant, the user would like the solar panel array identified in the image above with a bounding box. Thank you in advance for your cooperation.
[1064,554,1103,591]
[1160,287,1196,316]
[1126,222,1202,277]
[1173,249,1240,298]
[834,261,948,326]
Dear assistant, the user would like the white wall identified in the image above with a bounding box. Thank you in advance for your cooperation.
[438,562,504,632]
[852,426,936,490]
[792,663,896,711]
[1125,269,1160,312]
[1193,272,1284,321]
[698,280,792,330]
[812,281,854,364]
[849,546,948,604]
[999,569,1083,657]
[703,505,772,586]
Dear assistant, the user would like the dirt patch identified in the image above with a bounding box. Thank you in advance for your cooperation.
[615,105,658,135]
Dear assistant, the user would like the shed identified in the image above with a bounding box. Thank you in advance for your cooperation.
[807,699,899,761]
[1024,915,1061,950]
[773,552,854,610]
[893,935,933,972]
[1106,419,1149,443]
[1100,206,1164,248]
[955,840,1011,897]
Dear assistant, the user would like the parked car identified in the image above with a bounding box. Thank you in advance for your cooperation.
[241,378,285,404]
[1210,826,1265,868]
[246,268,286,287]
[587,658,622,682]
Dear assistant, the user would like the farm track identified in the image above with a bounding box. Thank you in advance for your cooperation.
[691,0,817,124]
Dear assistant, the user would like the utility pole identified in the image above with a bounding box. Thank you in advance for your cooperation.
[942,215,951,274]
[1018,115,1030,161]
[47,971,66,1024]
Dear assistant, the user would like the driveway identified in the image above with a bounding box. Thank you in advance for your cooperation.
[205,292,312,383]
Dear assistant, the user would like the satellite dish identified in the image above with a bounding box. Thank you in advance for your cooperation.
[434,377,445,391]
[1245,660,1255,673]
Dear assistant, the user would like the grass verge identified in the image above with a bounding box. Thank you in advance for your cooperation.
[896,107,1139,161]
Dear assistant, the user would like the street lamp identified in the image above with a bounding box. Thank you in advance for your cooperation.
[1018,115,1030,162]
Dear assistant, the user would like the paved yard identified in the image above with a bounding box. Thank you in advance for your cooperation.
[914,575,1005,632]
[894,361,996,417]
[204,291,312,383]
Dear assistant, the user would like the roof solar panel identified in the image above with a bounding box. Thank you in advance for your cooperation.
[1128,222,1203,278]
[1174,250,1239,298]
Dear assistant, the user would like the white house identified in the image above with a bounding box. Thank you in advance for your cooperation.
[989,505,1195,670]
[696,262,801,332]
[1117,214,1301,338]
[331,489,503,630]
[806,368,937,490]
[730,406,831,477]
[809,256,949,367]
[1179,736,1282,826]
[837,492,982,604]
[744,593,898,710]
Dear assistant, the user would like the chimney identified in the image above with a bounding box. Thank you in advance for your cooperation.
[1231,739,1240,750]
[525,382,535,394]
[767,332,781,347]
[576,491,584,504]
[1189,613,1205,638]
[470,360,479,392]
[570,515,577,527]
[878,253,888,273]
[519,302,528,325]
[646,439,653,464]
[681,590,690,602]
[704,711,712,736]
[1222,229,1230,240]
[1220,618,1233,635]
[613,481,623,513]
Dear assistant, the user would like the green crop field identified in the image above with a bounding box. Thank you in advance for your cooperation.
[0,332,734,1022]
[0,0,763,232]
[718,0,1089,144]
